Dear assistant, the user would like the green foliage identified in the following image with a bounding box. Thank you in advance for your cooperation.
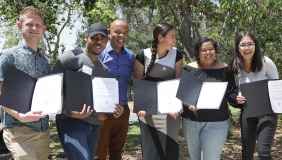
[0,0,98,65]
[1,0,281,73]
[74,0,117,48]
[84,0,117,27]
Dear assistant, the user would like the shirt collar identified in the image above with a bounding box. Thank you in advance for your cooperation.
[105,42,126,55]
[19,41,42,57]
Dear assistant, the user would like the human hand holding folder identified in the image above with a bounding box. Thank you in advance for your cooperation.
[16,110,46,122]
[137,110,146,117]
[237,92,245,105]
[71,104,94,119]
[169,111,180,118]
[113,104,124,118]
[1,105,46,123]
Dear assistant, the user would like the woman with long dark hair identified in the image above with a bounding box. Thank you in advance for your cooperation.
[134,22,183,160]
[230,32,278,160]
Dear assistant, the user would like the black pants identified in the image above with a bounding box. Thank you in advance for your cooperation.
[240,112,277,160]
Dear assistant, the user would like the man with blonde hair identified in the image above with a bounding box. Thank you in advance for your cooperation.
[0,6,50,160]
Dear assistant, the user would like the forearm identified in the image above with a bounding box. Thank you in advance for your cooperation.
[1,105,19,119]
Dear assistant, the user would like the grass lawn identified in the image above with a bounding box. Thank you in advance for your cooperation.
[229,106,241,118]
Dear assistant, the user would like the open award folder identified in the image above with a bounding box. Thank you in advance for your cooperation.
[0,66,63,114]
[240,79,282,118]
[65,70,119,113]
[133,79,182,115]
[176,69,228,109]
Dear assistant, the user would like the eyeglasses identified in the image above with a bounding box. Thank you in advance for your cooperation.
[200,48,215,53]
[90,36,107,42]
[238,43,255,49]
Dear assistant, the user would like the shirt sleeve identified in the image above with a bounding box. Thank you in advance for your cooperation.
[264,56,279,79]
[225,66,241,108]
[135,50,145,66]
[175,49,183,63]
[0,53,14,81]
[51,50,77,117]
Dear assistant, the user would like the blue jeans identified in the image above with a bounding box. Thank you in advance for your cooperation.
[56,114,100,160]
[182,118,228,160]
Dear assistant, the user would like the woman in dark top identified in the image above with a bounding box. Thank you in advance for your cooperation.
[181,37,237,160]
[134,22,183,160]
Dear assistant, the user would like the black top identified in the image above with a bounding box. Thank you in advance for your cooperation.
[181,65,237,122]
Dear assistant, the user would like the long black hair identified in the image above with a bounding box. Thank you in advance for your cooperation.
[230,32,263,74]
[144,22,174,77]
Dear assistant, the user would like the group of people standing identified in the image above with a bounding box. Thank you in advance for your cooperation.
[133,21,278,160]
[0,6,134,160]
[0,6,278,160]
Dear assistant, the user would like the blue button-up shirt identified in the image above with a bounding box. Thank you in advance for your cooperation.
[0,42,51,132]
[99,43,135,105]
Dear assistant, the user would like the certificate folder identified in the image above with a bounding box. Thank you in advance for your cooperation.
[65,70,119,113]
[176,69,228,109]
[240,80,275,118]
[133,79,182,115]
[0,66,63,114]
[66,70,93,112]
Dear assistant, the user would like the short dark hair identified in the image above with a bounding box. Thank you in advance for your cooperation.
[193,37,218,62]
[230,32,263,74]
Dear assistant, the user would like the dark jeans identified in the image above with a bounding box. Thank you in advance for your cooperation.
[240,112,277,160]
[56,114,100,160]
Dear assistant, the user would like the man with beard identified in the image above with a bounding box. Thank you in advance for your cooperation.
[95,20,135,160]
[51,22,124,160]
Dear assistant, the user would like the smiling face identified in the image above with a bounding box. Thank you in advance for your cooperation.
[198,41,216,66]
[238,36,255,61]
[158,29,176,50]
[109,20,129,53]
[85,33,108,56]
[17,14,46,44]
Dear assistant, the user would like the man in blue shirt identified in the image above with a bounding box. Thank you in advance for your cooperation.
[0,6,51,160]
[95,20,135,160]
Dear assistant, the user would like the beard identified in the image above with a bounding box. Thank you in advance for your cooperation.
[87,43,102,55]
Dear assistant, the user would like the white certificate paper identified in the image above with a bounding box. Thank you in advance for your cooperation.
[92,78,119,113]
[268,80,282,113]
[157,79,182,114]
[196,82,228,109]
[31,73,63,114]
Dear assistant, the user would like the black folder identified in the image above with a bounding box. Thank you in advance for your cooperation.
[176,70,203,106]
[0,66,37,113]
[65,70,93,112]
[0,66,63,114]
[133,79,182,115]
[133,79,158,115]
[240,80,275,118]
[176,69,227,109]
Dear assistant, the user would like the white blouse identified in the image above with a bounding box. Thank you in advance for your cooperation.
[239,56,279,85]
